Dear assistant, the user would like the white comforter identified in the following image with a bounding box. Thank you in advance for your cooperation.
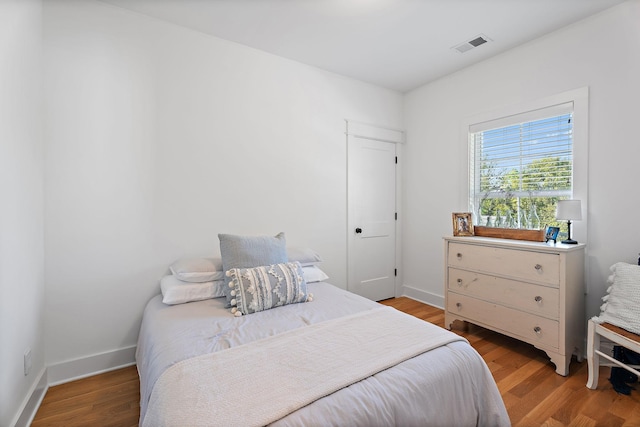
[137,282,509,426]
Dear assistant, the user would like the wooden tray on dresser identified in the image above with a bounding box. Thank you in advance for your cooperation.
[473,226,546,242]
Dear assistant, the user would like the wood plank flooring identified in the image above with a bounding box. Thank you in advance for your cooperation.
[31,366,139,427]
[32,297,640,426]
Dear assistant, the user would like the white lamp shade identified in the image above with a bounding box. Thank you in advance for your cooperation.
[556,200,582,220]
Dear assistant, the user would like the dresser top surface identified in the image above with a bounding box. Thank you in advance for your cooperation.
[444,235,586,253]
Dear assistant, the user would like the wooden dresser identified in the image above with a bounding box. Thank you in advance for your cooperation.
[444,236,586,376]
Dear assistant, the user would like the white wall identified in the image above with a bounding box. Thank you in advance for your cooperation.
[43,0,402,368]
[0,1,45,426]
[402,1,640,317]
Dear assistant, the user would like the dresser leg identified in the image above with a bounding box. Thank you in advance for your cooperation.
[444,314,470,332]
[546,351,570,376]
[444,313,454,330]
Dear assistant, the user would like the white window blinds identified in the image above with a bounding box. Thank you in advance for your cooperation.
[469,102,574,229]
[473,114,573,195]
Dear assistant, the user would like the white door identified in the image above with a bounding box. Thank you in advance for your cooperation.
[347,122,401,301]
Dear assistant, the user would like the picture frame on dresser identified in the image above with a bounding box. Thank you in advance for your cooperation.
[452,212,474,236]
[545,226,560,243]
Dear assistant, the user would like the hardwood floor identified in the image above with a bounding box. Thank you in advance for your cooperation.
[32,297,640,426]
[380,298,640,427]
[31,366,139,427]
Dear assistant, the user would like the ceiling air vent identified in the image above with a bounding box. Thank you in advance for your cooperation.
[452,34,491,54]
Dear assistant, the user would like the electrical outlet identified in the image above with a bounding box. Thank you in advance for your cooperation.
[24,348,32,376]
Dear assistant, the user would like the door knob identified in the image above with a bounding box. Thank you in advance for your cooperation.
[355,227,362,234]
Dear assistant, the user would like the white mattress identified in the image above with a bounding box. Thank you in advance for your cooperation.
[136,282,509,426]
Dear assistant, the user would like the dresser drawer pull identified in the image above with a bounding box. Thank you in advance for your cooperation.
[456,302,462,309]
[534,264,542,271]
[457,253,462,259]
[534,296,543,303]
[533,326,542,335]
[456,278,463,286]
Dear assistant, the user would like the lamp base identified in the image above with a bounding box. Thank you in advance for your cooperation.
[561,238,578,245]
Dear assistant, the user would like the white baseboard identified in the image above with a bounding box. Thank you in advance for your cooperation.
[12,346,137,426]
[12,367,48,427]
[400,285,444,309]
[47,345,137,386]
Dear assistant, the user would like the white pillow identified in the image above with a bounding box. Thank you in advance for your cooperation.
[169,247,322,283]
[169,257,224,283]
[301,265,329,283]
[160,275,225,305]
[593,262,640,335]
[287,247,323,266]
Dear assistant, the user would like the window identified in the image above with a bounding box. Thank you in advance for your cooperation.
[469,102,573,231]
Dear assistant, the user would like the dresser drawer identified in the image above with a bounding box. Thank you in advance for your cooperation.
[448,242,560,286]
[447,293,559,349]
[448,268,559,319]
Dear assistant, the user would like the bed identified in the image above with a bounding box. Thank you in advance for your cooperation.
[136,279,510,426]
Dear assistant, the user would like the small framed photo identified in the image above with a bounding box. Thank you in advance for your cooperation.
[452,212,474,236]
[545,226,560,243]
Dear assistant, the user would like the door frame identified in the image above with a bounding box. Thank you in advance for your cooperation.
[345,119,404,298]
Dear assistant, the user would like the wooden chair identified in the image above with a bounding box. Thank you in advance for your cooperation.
[586,319,640,389]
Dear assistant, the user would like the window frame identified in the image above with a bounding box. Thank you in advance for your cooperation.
[460,88,588,239]
[470,106,574,229]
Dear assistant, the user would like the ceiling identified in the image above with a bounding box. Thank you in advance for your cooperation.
[98,0,625,93]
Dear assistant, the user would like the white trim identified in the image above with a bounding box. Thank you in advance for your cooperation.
[11,368,48,427]
[12,346,137,426]
[345,119,405,143]
[468,101,573,133]
[400,285,445,310]
[570,87,589,256]
[460,87,589,243]
[47,345,136,386]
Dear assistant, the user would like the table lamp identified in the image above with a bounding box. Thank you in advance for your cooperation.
[556,200,582,244]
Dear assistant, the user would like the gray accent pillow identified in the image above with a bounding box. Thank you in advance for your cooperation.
[219,232,288,306]
[227,262,311,316]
